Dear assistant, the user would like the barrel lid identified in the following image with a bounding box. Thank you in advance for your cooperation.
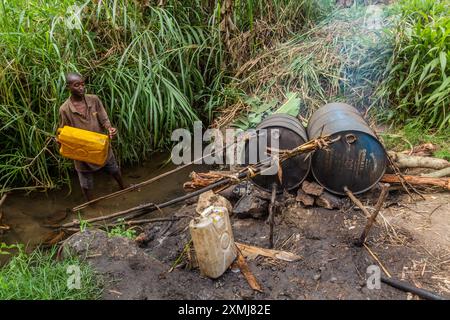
[310,130,387,195]
[307,103,376,139]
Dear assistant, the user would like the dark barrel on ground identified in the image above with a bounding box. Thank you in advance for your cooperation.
[243,114,311,192]
[307,102,387,195]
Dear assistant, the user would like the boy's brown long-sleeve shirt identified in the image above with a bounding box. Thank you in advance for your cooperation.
[58,94,114,172]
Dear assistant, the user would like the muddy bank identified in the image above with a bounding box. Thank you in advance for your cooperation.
[63,190,450,300]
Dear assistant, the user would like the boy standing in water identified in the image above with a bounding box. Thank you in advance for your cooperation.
[58,72,126,201]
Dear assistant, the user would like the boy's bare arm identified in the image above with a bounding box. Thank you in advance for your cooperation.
[96,97,117,138]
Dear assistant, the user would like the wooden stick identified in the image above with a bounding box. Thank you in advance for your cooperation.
[381,174,450,190]
[387,151,449,170]
[72,162,193,212]
[355,183,390,247]
[267,183,277,249]
[62,177,236,228]
[235,248,263,292]
[122,217,182,227]
[363,243,392,278]
[344,186,371,218]
[63,136,335,229]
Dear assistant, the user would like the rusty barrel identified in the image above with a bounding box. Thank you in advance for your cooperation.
[307,102,387,195]
[244,114,311,192]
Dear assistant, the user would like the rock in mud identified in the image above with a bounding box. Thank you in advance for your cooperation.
[301,181,324,196]
[315,192,343,210]
[196,190,232,214]
[296,189,315,207]
[233,193,268,219]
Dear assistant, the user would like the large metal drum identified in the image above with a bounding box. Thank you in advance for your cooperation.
[244,114,311,192]
[307,103,387,195]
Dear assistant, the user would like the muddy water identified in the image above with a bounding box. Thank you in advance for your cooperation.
[0,152,208,253]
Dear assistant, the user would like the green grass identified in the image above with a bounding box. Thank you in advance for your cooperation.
[0,245,102,300]
[380,121,450,160]
[107,219,137,240]
[377,0,450,131]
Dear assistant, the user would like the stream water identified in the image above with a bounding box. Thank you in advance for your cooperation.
[0,152,208,260]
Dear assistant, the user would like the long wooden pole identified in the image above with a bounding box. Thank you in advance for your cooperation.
[62,136,333,229]
[381,174,450,190]
[72,131,270,211]
[267,183,277,249]
[72,162,193,212]
[62,176,239,228]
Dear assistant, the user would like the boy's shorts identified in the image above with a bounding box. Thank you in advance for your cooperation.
[76,156,120,190]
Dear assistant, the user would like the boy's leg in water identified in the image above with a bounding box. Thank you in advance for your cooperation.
[77,170,94,201]
[103,156,127,190]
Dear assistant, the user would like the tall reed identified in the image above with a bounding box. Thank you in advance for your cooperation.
[0,0,222,191]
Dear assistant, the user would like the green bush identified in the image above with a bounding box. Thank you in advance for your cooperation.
[379,0,450,131]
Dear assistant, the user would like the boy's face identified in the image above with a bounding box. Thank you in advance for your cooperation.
[68,77,85,97]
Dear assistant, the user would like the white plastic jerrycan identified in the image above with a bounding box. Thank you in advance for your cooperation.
[189,206,237,279]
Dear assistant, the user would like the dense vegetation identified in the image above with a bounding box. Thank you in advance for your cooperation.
[378,0,450,131]
[0,0,327,192]
[0,0,449,193]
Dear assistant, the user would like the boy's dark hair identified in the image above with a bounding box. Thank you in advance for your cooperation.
[65,72,83,85]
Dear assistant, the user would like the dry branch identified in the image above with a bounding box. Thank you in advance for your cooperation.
[315,191,342,210]
[355,183,390,247]
[0,194,7,207]
[72,162,194,211]
[236,242,301,262]
[388,151,450,170]
[421,167,450,178]
[344,187,371,218]
[296,189,315,206]
[235,249,263,292]
[381,174,450,191]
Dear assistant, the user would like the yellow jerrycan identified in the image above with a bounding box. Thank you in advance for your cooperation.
[189,206,237,279]
[57,126,109,166]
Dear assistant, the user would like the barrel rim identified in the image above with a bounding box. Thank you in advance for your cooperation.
[257,114,308,141]
[245,113,311,193]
